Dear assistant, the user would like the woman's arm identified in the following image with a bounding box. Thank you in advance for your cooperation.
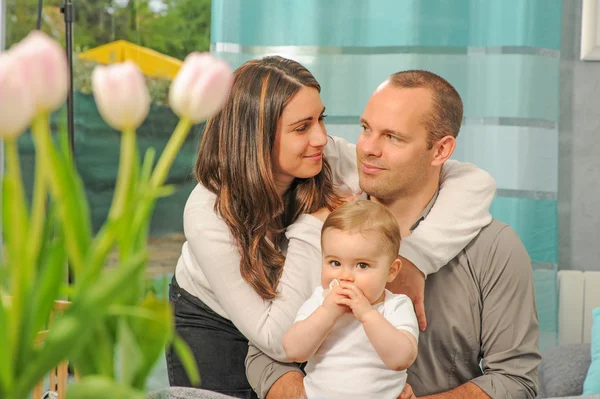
[184,201,323,362]
[324,137,496,277]
[400,160,496,276]
[323,136,360,195]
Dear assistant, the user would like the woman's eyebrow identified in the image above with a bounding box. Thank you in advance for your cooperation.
[288,107,326,126]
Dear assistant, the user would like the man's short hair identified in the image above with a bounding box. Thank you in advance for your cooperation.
[321,200,401,260]
[389,70,463,148]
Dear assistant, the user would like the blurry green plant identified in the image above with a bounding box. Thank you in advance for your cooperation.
[0,31,231,399]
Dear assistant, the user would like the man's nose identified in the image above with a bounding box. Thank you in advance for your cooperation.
[358,133,382,158]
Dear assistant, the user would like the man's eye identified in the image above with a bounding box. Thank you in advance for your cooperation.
[357,263,369,269]
[386,134,399,141]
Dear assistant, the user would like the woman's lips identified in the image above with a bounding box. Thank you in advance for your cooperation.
[304,152,322,160]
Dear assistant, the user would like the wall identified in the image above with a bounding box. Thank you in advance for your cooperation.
[559,0,600,272]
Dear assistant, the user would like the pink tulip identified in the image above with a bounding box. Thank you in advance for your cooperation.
[169,53,232,124]
[91,61,150,131]
[0,54,35,138]
[9,31,69,114]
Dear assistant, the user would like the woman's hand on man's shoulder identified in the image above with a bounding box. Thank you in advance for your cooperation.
[309,207,332,222]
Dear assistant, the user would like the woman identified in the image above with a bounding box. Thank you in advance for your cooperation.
[167,56,495,398]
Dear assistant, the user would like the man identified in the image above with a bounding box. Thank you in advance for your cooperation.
[246,71,541,399]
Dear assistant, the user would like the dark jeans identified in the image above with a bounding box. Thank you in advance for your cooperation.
[167,277,258,399]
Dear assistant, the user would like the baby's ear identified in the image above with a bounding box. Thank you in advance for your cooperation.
[387,257,402,283]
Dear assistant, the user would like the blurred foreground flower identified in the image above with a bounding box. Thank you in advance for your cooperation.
[0,31,232,399]
[92,61,151,131]
[0,54,35,138]
[169,52,232,124]
[9,30,69,115]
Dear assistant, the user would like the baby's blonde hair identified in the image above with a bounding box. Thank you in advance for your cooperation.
[321,200,401,260]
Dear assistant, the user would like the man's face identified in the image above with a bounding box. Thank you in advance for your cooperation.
[357,84,436,200]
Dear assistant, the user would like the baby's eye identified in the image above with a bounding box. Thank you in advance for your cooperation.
[357,263,369,269]
[330,260,341,267]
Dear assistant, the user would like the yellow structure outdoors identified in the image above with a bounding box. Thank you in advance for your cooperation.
[78,40,183,80]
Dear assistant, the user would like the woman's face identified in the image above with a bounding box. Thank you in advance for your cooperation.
[272,86,328,191]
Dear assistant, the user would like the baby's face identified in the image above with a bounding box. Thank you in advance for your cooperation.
[321,228,396,304]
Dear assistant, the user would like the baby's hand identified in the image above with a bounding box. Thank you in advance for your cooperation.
[322,285,349,320]
[338,283,376,322]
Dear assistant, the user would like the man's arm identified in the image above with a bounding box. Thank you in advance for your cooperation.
[246,342,306,399]
[469,225,541,398]
[265,371,306,399]
[419,382,491,398]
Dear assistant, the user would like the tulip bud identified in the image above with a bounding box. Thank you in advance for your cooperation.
[91,61,151,131]
[169,53,232,124]
[0,54,35,138]
[9,31,69,114]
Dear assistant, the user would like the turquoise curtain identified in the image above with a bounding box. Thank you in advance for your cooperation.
[211,0,561,349]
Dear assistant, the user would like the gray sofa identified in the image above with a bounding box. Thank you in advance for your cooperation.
[150,344,599,399]
[539,343,599,399]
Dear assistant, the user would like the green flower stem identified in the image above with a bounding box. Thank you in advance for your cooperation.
[108,129,136,221]
[77,129,136,295]
[4,138,28,263]
[149,118,191,190]
[4,138,29,383]
[31,119,85,274]
[132,118,191,235]
[28,115,50,269]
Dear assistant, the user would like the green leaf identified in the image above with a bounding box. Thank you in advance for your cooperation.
[139,148,156,186]
[173,334,200,387]
[66,376,146,399]
[24,209,65,344]
[0,295,13,395]
[154,185,176,198]
[31,125,91,277]
[13,253,146,398]
[83,252,147,310]
[50,139,92,275]
[2,140,31,388]
[15,227,67,376]
[76,220,119,296]
[71,320,116,378]
[124,296,173,388]
[118,318,143,386]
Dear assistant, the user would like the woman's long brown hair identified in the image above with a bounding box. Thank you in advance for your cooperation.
[196,56,341,300]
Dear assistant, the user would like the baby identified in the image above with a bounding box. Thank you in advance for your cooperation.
[283,200,419,399]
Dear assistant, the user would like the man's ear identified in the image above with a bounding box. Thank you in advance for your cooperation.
[431,135,456,166]
[387,257,402,283]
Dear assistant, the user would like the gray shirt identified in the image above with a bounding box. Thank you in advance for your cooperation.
[246,198,541,398]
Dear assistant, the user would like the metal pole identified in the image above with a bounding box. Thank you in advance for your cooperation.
[36,0,43,30]
[61,0,75,153]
